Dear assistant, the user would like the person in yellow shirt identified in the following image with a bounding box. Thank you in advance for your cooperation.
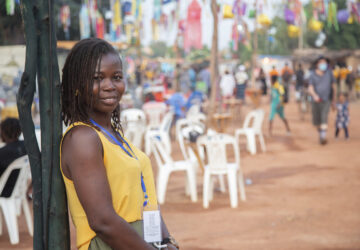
[60,38,178,250]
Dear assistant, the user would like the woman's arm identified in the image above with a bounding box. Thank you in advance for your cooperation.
[61,126,153,250]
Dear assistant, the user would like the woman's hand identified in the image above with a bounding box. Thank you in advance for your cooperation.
[166,243,179,250]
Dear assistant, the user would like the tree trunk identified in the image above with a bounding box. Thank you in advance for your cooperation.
[209,0,219,115]
[18,1,70,249]
[18,1,43,249]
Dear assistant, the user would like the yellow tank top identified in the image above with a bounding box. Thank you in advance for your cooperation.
[60,122,158,250]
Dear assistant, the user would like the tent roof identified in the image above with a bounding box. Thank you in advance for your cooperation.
[292,48,360,63]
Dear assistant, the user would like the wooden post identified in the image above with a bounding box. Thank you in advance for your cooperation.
[209,0,219,116]
[18,1,70,249]
[250,0,258,88]
[17,1,43,249]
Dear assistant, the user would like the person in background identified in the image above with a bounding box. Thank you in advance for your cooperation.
[339,63,350,95]
[220,70,236,110]
[135,65,142,86]
[179,67,191,95]
[185,86,206,111]
[346,66,355,99]
[269,76,291,136]
[269,65,279,78]
[198,64,211,97]
[281,62,293,103]
[166,91,186,121]
[258,68,267,95]
[355,66,360,99]
[188,66,197,91]
[335,93,349,140]
[235,65,248,101]
[295,63,304,101]
[60,38,178,250]
[308,56,336,145]
[0,118,27,197]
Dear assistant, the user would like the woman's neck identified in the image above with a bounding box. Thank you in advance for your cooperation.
[89,113,113,131]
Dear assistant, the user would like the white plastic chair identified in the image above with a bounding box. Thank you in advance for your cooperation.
[142,102,167,130]
[176,118,205,161]
[186,105,207,125]
[150,137,197,204]
[197,134,246,208]
[120,109,146,149]
[235,109,266,155]
[0,155,33,244]
[145,111,174,155]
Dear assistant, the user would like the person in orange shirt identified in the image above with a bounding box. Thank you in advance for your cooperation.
[281,62,294,103]
[269,65,279,78]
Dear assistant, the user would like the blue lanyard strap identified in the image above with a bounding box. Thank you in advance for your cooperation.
[89,119,149,207]
[90,119,137,159]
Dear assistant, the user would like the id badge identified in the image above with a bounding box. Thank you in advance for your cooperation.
[142,204,162,243]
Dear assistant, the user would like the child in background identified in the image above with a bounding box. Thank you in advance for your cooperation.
[335,93,350,140]
[269,75,291,136]
[355,67,360,99]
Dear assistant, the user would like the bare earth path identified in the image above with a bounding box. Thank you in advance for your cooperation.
[1,99,359,250]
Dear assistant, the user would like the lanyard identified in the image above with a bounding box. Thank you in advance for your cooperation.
[89,119,149,207]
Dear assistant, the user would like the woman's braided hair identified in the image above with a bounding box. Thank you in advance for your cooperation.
[61,38,123,132]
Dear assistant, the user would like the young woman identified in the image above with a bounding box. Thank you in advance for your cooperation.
[60,38,178,250]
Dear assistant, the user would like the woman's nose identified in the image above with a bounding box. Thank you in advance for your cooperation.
[102,78,116,90]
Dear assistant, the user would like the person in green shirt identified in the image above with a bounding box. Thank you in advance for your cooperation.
[269,75,291,136]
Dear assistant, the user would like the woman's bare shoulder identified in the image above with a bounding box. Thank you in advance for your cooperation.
[62,125,102,162]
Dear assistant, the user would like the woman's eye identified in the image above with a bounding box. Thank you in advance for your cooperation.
[114,75,123,81]
[93,76,103,81]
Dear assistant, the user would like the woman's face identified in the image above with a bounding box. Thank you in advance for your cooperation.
[91,53,125,116]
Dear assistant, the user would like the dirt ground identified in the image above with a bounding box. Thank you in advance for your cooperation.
[1,96,360,250]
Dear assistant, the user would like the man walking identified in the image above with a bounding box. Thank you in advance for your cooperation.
[308,56,336,145]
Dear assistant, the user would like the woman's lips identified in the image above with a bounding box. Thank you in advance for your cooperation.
[100,97,118,105]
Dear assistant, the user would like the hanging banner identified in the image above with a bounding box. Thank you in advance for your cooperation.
[96,10,105,38]
[80,4,91,39]
[184,0,202,52]
[111,0,122,41]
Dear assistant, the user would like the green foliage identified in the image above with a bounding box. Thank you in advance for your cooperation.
[323,0,360,50]
[324,22,360,50]
[235,42,252,63]
[302,0,360,50]
[255,17,298,55]
[149,41,168,58]
[186,47,211,62]
[304,30,318,48]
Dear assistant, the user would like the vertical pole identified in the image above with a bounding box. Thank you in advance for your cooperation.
[250,0,258,88]
[18,1,44,249]
[37,0,70,249]
[209,0,219,115]
[298,8,304,49]
[19,0,70,249]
